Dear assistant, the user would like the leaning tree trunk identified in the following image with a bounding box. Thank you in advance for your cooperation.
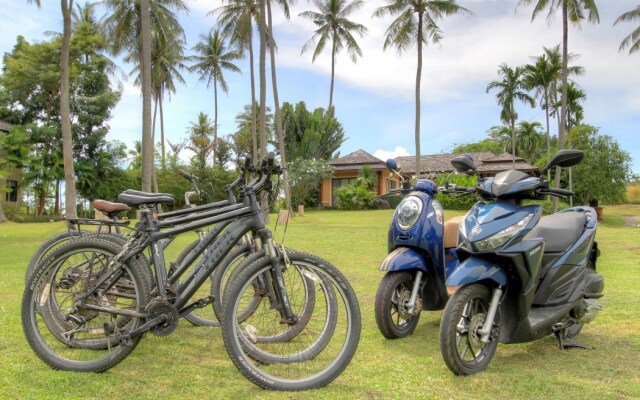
[414,12,423,178]
[140,0,154,192]
[266,0,291,213]
[61,0,77,218]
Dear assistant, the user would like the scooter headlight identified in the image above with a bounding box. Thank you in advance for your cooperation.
[396,196,423,231]
[474,213,534,251]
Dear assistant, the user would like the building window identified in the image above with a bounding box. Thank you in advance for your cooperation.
[6,180,18,202]
[331,177,356,205]
[386,178,399,193]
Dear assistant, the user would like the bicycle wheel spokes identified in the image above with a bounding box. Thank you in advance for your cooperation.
[23,239,149,372]
[223,252,361,390]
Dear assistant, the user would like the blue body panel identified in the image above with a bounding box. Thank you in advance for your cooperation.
[379,247,430,273]
[387,184,445,279]
[446,257,508,286]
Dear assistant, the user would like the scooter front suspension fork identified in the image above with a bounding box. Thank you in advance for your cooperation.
[407,271,423,315]
[479,286,502,343]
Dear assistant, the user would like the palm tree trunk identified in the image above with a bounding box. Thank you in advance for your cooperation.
[0,203,7,223]
[329,35,336,110]
[414,12,423,178]
[249,26,258,165]
[54,179,60,216]
[554,0,570,213]
[214,76,218,167]
[511,116,516,168]
[266,0,291,213]
[258,0,267,160]
[544,86,551,181]
[61,0,76,218]
[140,0,153,192]
[160,88,166,171]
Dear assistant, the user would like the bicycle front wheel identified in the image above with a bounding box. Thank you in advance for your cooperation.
[221,251,361,391]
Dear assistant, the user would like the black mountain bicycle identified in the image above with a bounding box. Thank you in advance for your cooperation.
[22,154,361,390]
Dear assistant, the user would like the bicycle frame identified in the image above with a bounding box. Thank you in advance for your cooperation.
[73,184,296,337]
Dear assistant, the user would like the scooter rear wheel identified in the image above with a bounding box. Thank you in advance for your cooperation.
[375,271,421,339]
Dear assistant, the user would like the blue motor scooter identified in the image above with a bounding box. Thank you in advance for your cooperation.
[374,160,466,339]
[439,150,604,375]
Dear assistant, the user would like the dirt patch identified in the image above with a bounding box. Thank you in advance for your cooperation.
[623,216,640,227]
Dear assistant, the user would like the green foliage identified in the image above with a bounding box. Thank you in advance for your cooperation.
[335,184,374,210]
[453,139,503,155]
[435,174,478,210]
[380,194,403,208]
[570,125,631,205]
[280,101,346,161]
[287,158,334,207]
[187,112,214,169]
[356,165,377,191]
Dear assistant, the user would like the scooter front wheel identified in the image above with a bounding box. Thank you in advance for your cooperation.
[375,271,421,339]
[439,284,500,375]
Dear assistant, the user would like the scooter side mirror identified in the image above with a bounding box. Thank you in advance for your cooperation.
[385,159,398,172]
[451,154,477,176]
[541,149,584,174]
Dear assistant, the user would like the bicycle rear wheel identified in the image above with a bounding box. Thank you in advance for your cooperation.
[22,237,150,372]
[221,250,361,391]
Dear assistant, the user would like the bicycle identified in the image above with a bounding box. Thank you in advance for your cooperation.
[22,153,361,390]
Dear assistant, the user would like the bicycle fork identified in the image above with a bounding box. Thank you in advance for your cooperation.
[263,237,297,325]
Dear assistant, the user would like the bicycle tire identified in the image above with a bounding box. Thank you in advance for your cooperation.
[22,237,150,372]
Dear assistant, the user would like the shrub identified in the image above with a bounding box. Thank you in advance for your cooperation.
[335,184,375,210]
[627,184,640,204]
[380,194,403,208]
[374,198,391,210]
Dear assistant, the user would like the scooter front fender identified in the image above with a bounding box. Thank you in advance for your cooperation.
[446,256,507,287]
[380,247,430,273]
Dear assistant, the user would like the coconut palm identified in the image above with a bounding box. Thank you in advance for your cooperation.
[215,0,265,159]
[373,0,471,178]
[486,63,535,167]
[190,30,242,167]
[187,113,215,170]
[518,0,599,210]
[516,121,544,164]
[615,5,640,55]
[300,0,368,110]
[101,0,189,190]
[27,0,77,217]
[213,0,259,163]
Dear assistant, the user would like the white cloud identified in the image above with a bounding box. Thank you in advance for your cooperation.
[374,146,411,161]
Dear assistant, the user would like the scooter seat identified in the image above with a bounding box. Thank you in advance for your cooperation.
[524,212,587,253]
[444,216,464,248]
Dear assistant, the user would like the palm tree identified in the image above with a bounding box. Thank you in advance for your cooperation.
[615,5,640,55]
[28,0,77,217]
[487,125,512,153]
[190,30,242,167]
[373,0,471,178]
[101,0,189,191]
[300,0,368,110]
[523,54,557,178]
[519,0,599,209]
[516,121,544,164]
[213,0,259,164]
[187,113,215,170]
[486,63,535,167]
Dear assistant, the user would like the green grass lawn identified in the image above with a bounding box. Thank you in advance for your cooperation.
[1,207,639,399]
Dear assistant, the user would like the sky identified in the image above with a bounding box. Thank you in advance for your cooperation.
[1,0,638,173]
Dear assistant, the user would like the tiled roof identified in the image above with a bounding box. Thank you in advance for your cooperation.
[329,149,386,171]
[394,151,537,176]
[0,121,11,132]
